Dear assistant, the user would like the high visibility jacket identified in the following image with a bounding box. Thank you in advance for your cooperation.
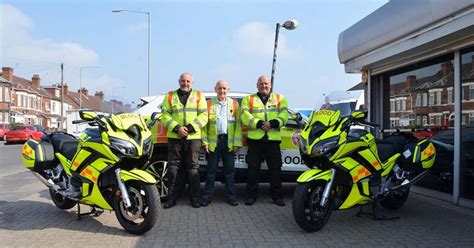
[241,93,288,141]
[202,97,243,152]
[160,89,208,140]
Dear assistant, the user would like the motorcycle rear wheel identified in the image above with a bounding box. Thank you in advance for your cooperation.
[292,182,333,232]
[113,183,160,235]
[49,189,77,209]
[379,188,410,210]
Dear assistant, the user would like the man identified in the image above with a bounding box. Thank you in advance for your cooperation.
[201,80,242,207]
[240,75,288,206]
[160,72,208,208]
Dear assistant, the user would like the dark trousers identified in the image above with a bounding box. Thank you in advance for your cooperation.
[246,138,283,200]
[202,134,237,201]
[167,138,202,201]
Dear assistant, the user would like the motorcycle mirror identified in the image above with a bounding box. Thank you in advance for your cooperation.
[80,110,98,121]
[147,112,159,129]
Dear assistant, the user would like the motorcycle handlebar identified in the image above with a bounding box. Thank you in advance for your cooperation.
[356,120,379,128]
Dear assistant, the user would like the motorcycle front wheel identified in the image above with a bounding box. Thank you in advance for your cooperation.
[113,183,160,235]
[292,181,333,232]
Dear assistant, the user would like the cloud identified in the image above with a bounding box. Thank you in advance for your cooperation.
[0,4,99,81]
[88,74,126,96]
[233,21,297,58]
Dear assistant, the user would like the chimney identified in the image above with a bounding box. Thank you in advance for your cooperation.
[406,75,416,89]
[32,74,41,88]
[95,91,104,101]
[78,87,88,96]
[63,84,69,94]
[441,62,453,77]
[2,67,13,82]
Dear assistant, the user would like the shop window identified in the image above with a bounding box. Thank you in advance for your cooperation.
[387,54,456,195]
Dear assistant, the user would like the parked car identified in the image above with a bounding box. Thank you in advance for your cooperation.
[5,125,45,144]
[0,123,11,140]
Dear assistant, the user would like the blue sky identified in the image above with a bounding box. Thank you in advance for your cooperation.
[1,0,387,108]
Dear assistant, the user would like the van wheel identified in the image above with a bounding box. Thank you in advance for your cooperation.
[146,161,169,201]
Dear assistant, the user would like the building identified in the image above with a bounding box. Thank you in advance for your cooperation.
[1,66,132,128]
[338,0,474,207]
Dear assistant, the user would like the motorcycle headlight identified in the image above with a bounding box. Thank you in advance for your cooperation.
[110,137,138,156]
[311,136,339,156]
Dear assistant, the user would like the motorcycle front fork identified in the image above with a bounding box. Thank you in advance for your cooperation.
[320,169,336,207]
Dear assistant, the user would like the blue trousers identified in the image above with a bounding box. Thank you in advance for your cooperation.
[202,136,237,201]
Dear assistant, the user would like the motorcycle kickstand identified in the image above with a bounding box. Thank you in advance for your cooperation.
[76,203,104,221]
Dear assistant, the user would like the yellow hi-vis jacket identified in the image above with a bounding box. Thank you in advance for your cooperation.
[241,93,288,141]
[160,89,208,140]
[202,97,243,152]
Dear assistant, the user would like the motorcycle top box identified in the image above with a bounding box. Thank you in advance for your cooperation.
[22,139,56,171]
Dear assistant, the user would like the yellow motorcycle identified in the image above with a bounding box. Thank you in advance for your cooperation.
[292,94,436,232]
[22,111,160,234]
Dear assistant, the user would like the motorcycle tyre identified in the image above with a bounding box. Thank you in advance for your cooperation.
[292,182,333,233]
[49,189,77,210]
[113,183,160,235]
[379,188,410,210]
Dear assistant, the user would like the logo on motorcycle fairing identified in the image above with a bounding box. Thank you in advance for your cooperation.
[292,131,301,147]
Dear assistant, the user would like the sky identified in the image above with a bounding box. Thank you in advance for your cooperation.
[0,0,387,109]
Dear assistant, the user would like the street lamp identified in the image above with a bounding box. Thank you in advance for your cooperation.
[112,9,151,96]
[270,19,298,92]
[79,66,99,109]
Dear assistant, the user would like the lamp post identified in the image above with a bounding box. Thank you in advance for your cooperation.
[112,9,151,96]
[270,19,298,92]
[79,66,99,109]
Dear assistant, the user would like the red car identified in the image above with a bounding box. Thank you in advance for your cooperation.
[5,125,45,144]
[0,123,11,140]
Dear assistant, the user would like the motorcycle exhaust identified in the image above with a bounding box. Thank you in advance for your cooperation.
[390,170,429,191]
[31,171,80,201]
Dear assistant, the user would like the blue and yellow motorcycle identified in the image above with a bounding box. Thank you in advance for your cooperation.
[22,111,160,234]
[292,94,436,232]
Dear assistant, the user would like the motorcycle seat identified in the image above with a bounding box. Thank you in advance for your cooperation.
[376,135,410,163]
[49,132,79,160]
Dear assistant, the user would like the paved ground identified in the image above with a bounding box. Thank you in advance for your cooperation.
[1,141,474,247]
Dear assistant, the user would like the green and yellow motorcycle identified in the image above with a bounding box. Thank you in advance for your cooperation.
[293,94,436,232]
[22,110,160,234]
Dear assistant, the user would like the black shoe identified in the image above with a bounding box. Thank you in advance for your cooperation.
[191,199,201,208]
[201,198,210,207]
[273,198,286,207]
[227,199,238,206]
[244,197,256,206]
[163,199,176,209]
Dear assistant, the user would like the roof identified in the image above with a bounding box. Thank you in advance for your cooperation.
[338,0,474,73]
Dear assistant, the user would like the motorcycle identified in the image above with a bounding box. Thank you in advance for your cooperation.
[21,110,161,234]
[292,93,436,232]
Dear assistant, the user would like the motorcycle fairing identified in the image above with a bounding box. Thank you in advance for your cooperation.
[120,169,157,184]
[296,168,333,183]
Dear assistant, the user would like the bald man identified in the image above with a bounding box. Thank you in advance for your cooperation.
[201,80,242,206]
[240,75,288,206]
[160,72,208,208]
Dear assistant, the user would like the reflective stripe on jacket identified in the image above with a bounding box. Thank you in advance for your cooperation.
[160,89,208,139]
[202,97,243,152]
[241,93,288,141]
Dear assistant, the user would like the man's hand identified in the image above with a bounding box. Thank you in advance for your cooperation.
[204,145,210,154]
[262,121,271,132]
[178,126,189,137]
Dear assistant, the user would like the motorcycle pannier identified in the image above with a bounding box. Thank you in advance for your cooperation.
[22,139,56,171]
[398,139,436,171]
